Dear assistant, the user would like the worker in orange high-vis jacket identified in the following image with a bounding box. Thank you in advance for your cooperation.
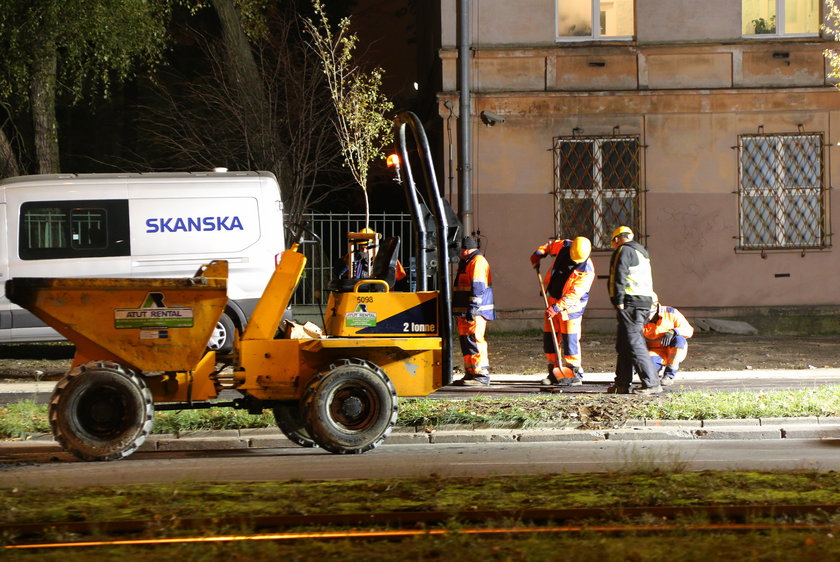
[643,294,694,386]
[530,236,595,387]
[451,236,495,386]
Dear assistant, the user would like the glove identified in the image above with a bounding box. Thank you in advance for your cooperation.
[660,329,677,347]
[530,252,542,269]
[546,304,562,319]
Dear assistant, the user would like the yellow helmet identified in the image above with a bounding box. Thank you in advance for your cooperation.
[358,227,376,245]
[569,236,591,263]
[611,225,633,240]
[610,225,633,248]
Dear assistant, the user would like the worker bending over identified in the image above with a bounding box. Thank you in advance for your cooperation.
[644,294,694,386]
[530,236,594,386]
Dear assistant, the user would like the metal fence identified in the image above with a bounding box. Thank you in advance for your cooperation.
[292,212,417,306]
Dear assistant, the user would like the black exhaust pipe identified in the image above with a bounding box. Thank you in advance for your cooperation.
[394,111,454,386]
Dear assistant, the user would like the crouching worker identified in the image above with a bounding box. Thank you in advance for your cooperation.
[644,294,694,386]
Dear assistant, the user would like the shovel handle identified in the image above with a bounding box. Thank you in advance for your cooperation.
[535,268,564,364]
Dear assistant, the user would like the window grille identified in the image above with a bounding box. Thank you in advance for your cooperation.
[736,132,826,250]
[23,208,68,250]
[552,135,643,250]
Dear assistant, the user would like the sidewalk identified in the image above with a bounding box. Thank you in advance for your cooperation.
[5,367,840,396]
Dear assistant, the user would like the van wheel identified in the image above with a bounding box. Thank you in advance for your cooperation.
[207,311,236,354]
[303,359,398,454]
[273,401,317,448]
[49,361,154,461]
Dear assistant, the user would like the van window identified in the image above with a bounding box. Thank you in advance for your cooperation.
[20,200,130,260]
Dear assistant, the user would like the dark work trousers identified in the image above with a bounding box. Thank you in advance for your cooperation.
[615,306,660,389]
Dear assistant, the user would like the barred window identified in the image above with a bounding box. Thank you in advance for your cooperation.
[552,135,642,250]
[737,133,826,250]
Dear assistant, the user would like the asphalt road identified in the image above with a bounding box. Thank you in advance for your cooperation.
[2,438,840,488]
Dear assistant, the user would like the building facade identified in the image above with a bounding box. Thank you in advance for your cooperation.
[437,0,840,331]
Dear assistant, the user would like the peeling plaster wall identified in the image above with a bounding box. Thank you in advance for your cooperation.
[437,0,840,323]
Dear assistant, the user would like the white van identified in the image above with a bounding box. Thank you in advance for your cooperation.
[0,171,285,353]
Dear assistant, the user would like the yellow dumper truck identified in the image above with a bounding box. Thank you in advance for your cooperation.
[5,112,458,461]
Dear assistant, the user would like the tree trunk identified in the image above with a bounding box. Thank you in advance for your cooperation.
[30,49,60,174]
[210,0,270,162]
[0,125,21,178]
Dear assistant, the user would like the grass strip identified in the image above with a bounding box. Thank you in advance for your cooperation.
[4,472,840,524]
[4,472,840,559]
[2,386,839,439]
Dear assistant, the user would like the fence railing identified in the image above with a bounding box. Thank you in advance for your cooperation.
[292,212,417,306]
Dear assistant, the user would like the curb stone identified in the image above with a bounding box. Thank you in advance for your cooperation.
[760,417,819,425]
[6,418,840,450]
[701,418,760,427]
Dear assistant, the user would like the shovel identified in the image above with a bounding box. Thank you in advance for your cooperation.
[535,268,575,385]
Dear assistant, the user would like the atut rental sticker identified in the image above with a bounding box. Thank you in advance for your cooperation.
[115,292,194,329]
[345,303,377,328]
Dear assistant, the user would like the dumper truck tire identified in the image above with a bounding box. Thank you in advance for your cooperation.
[49,361,154,462]
[273,401,317,448]
[303,359,398,454]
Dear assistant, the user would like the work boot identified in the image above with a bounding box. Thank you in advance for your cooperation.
[460,376,490,386]
[605,384,630,395]
[451,372,475,386]
[557,367,583,387]
[557,373,583,386]
[541,363,560,386]
[634,385,663,395]
[660,367,677,386]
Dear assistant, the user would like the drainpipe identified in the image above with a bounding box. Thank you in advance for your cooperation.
[457,0,472,236]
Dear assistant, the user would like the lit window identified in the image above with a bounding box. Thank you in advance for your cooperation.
[552,135,642,250]
[737,133,826,250]
[742,0,819,36]
[556,0,634,41]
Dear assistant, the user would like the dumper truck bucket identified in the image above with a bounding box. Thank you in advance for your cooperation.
[5,261,229,373]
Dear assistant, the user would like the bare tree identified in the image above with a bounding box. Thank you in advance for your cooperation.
[304,0,394,227]
[138,4,351,222]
